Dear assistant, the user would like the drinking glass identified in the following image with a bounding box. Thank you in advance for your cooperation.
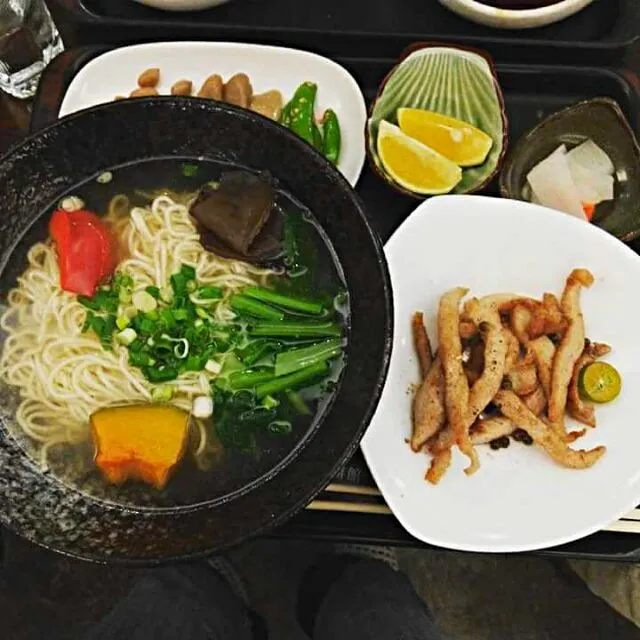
[0,0,64,99]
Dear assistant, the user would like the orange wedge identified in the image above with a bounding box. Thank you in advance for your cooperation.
[397,108,493,167]
[377,121,462,195]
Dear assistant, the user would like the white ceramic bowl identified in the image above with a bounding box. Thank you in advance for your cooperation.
[438,0,595,29]
[132,0,230,11]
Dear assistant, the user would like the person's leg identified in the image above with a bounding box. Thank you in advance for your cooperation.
[85,562,256,640]
[299,551,443,640]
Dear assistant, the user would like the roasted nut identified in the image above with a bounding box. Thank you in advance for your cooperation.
[197,74,223,100]
[171,80,193,96]
[249,90,283,121]
[223,73,252,108]
[138,67,160,88]
[130,87,158,98]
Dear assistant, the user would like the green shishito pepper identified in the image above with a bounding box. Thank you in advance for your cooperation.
[322,109,341,164]
[286,82,318,147]
[279,100,293,128]
[281,83,341,164]
[312,122,323,151]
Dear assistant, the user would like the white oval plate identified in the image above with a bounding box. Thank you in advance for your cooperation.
[59,42,366,186]
[361,195,640,553]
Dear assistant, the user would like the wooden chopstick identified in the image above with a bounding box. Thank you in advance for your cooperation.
[308,492,640,535]
[307,500,392,515]
[602,520,640,535]
[325,483,382,496]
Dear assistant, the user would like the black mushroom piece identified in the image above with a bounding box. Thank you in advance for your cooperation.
[190,170,284,265]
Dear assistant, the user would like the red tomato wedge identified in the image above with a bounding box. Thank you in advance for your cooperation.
[49,208,117,297]
[67,210,117,279]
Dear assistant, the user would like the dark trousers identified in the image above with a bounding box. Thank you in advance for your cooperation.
[86,559,443,640]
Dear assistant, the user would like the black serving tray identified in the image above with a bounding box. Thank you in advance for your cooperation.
[29,46,640,560]
[48,0,639,66]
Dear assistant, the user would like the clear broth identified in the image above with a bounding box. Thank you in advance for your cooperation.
[0,157,349,508]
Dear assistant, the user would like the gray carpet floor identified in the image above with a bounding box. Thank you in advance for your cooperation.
[0,531,638,639]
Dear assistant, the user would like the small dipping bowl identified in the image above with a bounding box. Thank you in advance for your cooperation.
[500,97,640,242]
[366,42,507,199]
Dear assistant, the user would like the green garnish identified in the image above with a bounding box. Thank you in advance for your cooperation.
[285,389,311,416]
[274,338,342,377]
[239,339,281,366]
[261,395,280,410]
[213,390,276,453]
[78,289,119,313]
[242,286,324,316]
[226,367,276,391]
[173,308,189,321]
[79,263,239,384]
[197,286,223,300]
[151,386,174,402]
[268,420,292,434]
[78,251,346,454]
[250,321,342,338]
[230,294,285,321]
[170,264,196,296]
[182,163,199,177]
[145,366,179,383]
[256,361,329,399]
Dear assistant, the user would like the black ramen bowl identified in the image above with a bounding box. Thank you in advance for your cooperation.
[0,97,392,563]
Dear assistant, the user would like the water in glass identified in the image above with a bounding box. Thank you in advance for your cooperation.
[0,0,64,99]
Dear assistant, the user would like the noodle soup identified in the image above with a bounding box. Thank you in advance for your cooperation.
[0,158,349,507]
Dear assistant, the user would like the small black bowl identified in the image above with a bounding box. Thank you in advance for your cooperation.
[0,97,392,564]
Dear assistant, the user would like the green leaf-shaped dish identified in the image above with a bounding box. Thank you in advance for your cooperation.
[367,44,508,197]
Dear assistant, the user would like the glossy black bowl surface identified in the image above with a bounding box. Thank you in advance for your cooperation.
[0,97,392,564]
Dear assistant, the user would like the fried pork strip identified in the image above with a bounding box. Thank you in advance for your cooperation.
[438,288,479,475]
[425,449,452,485]
[567,352,596,428]
[429,297,508,464]
[494,390,605,469]
[411,356,445,452]
[466,298,509,423]
[522,385,547,416]
[528,335,555,400]
[469,416,514,445]
[548,269,594,436]
[412,312,433,379]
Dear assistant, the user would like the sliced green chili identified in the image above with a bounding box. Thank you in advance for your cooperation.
[321,108,341,164]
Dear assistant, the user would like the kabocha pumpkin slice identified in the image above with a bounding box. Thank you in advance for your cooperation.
[91,404,190,490]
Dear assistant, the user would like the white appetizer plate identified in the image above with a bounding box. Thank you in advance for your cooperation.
[361,195,640,553]
[59,42,367,186]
